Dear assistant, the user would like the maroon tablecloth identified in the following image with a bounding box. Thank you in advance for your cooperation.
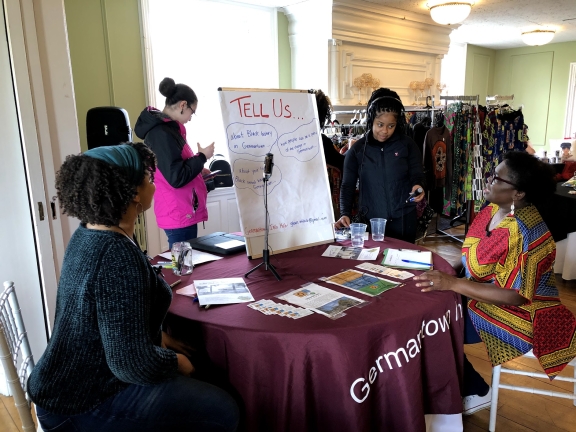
[164,237,464,432]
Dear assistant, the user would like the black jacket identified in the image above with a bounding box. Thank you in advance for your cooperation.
[134,108,206,189]
[340,131,424,220]
[322,134,345,172]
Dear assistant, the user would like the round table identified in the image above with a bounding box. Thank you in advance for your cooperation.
[163,236,464,432]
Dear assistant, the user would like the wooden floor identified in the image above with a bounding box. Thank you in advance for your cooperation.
[2,221,575,432]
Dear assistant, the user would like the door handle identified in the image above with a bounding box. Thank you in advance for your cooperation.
[38,202,45,221]
[50,196,58,220]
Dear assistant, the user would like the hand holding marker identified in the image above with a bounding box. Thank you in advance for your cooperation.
[406,187,424,203]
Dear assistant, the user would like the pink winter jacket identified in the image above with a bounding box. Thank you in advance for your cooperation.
[134,107,208,229]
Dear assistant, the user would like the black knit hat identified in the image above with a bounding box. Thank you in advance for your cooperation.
[561,142,572,150]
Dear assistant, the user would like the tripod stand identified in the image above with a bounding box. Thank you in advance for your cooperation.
[245,172,282,281]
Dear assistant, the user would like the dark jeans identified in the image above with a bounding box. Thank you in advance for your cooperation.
[462,295,490,397]
[165,224,198,250]
[35,375,239,432]
[385,209,417,243]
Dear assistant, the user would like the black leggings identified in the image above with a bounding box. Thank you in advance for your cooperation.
[463,296,490,396]
[385,209,417,243]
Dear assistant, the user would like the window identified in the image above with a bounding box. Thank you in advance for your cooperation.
[144,0,279,158]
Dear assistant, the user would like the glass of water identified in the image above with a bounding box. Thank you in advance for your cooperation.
[350,223,367,248]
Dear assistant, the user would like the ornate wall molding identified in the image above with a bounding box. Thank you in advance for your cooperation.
[332,0,453,56]
[330,0,454,107]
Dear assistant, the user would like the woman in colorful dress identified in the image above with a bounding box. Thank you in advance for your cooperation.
[414,151,576,415]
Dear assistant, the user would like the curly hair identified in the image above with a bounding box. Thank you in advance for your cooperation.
[503,151,555,210]
[314,89,332,129]
[56,142,157,226]
[366,88,407,137]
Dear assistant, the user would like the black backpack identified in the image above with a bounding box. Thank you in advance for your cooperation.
[209,154,233,188]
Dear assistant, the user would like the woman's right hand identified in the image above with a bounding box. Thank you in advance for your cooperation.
[335,216,351,229]
[176,353,195,376]
[198,142,215,160]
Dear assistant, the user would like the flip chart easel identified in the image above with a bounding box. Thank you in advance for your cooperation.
[218,88,335,259]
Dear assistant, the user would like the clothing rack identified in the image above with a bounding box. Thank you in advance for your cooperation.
[423,95,480,244]
[332,109,367,115]
[440,95,479,106]
[486,94,514,104]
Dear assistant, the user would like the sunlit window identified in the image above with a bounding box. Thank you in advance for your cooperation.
[146,0,279,158]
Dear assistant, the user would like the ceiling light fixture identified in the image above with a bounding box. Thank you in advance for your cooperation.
[521,29,556,46]
[427,1,474,26]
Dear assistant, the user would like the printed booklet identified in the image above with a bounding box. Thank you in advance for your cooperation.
[321,269,401,296]
[278,283,365,319]
[322,245,380,260]
[194,277,254,306]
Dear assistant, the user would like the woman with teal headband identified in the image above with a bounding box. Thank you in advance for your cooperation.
[28,143,239,431]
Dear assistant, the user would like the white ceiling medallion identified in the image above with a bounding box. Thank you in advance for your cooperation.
[521,29,556,46]
[427,1,474,26]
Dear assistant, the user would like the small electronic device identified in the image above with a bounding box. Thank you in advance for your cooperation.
[406,187,424,203]
[202,170,222,180]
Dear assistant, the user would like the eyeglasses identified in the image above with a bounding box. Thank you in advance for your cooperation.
[188,104,196,115]
[488,169,518,188]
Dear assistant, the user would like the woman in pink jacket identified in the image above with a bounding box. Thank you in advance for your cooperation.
[135,77,214,248]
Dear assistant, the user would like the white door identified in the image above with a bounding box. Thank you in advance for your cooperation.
[0,0,56,370]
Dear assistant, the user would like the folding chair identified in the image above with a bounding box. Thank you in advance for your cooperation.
[0,280,36,431]
[489,350,576,431]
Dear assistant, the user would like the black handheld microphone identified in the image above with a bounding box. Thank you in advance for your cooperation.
[263,153,274,179]
[406,187,423,203]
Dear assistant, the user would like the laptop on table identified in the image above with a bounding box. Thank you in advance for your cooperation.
[187,232,246,255]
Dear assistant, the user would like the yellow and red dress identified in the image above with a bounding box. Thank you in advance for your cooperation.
[462,203,576,378]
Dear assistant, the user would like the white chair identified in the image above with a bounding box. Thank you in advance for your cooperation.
[0,280,36,431]
[489,350,576,432]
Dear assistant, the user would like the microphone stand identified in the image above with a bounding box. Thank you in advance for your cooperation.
[245,172,282,281]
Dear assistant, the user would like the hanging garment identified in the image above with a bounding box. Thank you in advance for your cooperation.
[423,125,452,213]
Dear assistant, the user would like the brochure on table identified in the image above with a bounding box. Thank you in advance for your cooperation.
[277,283,365,319]
[381,248,433,270]
[322,245,380,260]
[194,277,254,306]
[321,269,401,296]
[355,262,415,280]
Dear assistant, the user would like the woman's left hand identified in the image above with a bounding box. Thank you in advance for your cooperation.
[411,184,425,203]
[162,331,196,357]
[413,270,458,292]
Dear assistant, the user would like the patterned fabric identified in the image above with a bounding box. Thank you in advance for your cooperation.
[327,165,342,221]
[462,204,576,378]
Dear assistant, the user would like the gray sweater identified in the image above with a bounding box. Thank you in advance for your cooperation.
[28,225,178,415]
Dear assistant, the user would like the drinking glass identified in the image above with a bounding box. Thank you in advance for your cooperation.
[171,241,193,276]
[370,218,387,241]
[350,223,367,248]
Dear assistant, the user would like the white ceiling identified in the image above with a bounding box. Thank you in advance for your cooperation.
[363,0,576,49]
[240,0,576,50]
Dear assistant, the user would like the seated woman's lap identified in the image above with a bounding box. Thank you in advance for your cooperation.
[462,295,482,344]
[36,376,239,432]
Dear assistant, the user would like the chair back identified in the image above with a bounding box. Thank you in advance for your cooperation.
[0,280,36,431]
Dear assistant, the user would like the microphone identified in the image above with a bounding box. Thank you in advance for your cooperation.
[406,187,423,203]
[263,153,274,179]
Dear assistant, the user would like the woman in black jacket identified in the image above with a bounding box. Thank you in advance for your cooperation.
[335,89,425,243]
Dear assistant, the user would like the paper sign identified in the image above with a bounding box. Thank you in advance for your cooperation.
[215,239,245,249]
